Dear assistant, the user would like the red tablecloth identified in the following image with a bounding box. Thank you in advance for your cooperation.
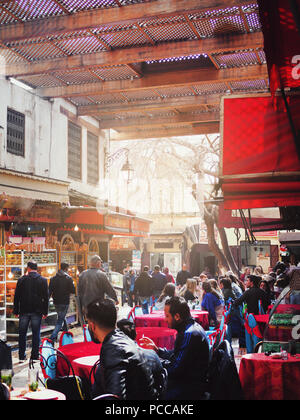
[136,327,177,350]
[135,311,209,330]
[72,355,100,381]
[239,353,300,400]
[57,342,101,376]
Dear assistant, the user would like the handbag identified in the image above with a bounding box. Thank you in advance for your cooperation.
[0,340,13,370]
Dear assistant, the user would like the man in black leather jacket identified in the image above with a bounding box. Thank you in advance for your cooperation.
[86,298,157,400]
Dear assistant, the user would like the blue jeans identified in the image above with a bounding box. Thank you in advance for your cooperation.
[139,297,150,314]
[50,304,69,342]
[19,313,43,360]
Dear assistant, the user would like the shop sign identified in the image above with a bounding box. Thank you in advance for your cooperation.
[110,237,136,250]
[105,215,130,232]
[131,219,150,234]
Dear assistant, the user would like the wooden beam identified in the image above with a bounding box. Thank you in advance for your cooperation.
[99,111,220,129]
[37,64,267,98]
[0,0,254,43]
[110,122,220,141]
[1,32,264,78]
[78,94,224,116]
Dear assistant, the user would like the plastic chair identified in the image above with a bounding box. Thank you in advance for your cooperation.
[39,344,90,400]
[83,324,92,342]
[39,338,57,380]
[59,331,74,347]
[244,313,263,353]
[258,300,265,315]
[133,305,144,317]
[127,307,136,322]
[127,305,143,322]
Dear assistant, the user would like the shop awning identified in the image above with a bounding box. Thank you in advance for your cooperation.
[221,94,300,210]
[0,168,69,205]
[61,207,150,237]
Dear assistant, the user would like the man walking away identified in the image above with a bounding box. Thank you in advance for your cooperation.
[78,255,118,317]
[152,265,168,301]
[176,264,191,288]
[49,262,75,343]
[134,266,154,313]
[13,261,49,362]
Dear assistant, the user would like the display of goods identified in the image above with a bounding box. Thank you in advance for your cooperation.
[24,252,56,264]
[270,313,297,326]
[6,254,22,266]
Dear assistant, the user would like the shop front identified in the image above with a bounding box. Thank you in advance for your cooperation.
[0,193,151,341]
[0,170,69,341]
[144,233,183,278]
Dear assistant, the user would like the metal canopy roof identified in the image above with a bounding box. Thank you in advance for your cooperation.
[0,0,269,140]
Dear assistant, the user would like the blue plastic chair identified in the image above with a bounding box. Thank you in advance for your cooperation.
[244,313,263,353]
[134,306,144,317]
[59,331,74,347]
[258,300,265,315]
[39,338,56,380]
[83,324,92,342]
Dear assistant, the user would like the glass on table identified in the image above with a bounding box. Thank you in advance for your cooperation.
[1,369,13,391]
[28,363,39,392]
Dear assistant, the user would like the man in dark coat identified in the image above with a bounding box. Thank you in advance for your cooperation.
[152,265,168,301]
[233,275,270,315]
[176,264,191,288]
[133,266,154,313]
[14,261,49,362]
[86,298,157,400]
[49,262,76,343]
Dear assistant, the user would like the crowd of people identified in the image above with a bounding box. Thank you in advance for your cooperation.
[9,254,299,400]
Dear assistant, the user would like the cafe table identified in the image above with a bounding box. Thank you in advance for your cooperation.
[135,327,177,350]
[239,353,300,400]
[10,388,66,400]
[57,342,101,376]
[135,310,209,330]
[72,355,100,381]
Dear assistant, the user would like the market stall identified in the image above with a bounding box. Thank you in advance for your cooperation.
[0,245,58,341]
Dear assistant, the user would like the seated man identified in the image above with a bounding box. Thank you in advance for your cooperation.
[86,298,157,400]
[139,296,210,400]
[117,318,167,399]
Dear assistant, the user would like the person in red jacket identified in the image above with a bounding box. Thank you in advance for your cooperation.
[163,267,175,284]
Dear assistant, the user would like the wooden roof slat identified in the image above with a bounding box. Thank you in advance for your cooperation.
[0,1,257,43]
[77,93,225,116]
[99,110,220,129]
[110,122,220,140]
[1,31,264,78]
[37,64,267,99]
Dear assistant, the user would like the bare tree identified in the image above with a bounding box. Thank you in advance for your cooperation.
[109,135,239,276]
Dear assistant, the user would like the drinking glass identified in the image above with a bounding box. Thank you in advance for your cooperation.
[28,365,39,392]
[1,369,13,391]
